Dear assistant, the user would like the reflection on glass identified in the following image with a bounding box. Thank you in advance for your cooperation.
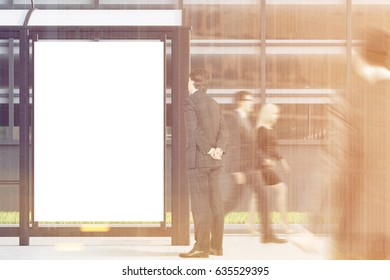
[191,54,261,89]
[266,4,346,40]
[184,5,261,39]
[352,5,390,37]
[267,54,346,89]
[275,104,327,140]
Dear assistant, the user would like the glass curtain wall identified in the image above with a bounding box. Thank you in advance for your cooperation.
[1,0,390,215]
[2,1,389,143]
[183,0,346,142]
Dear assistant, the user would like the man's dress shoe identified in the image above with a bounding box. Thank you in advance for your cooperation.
[179,248,209,258]
[209,248,223,256]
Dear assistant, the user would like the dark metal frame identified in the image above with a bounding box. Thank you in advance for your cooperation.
[0,25,190,246]
[0,0,183,10]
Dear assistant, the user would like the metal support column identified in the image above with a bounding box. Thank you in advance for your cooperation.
[171,27,190,246]
[7,39,15,140]
[19,27,30,246]
[346,0,352,96]
[260,0,266,104]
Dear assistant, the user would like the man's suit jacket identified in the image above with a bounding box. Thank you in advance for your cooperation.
[224,110,256,174]
[184,90,228,169]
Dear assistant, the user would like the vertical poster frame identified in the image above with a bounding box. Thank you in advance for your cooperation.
[10,25,190,246]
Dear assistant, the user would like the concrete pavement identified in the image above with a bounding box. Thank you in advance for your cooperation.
[0,225,330,260]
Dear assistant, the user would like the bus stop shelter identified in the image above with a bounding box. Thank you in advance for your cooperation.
[0,9,190,246]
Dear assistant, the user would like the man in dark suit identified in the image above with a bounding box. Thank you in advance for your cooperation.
[179,68,228,258]
[223,91,256,215]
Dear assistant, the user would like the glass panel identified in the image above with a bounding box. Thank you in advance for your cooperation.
[276,104,327,140]
[352,5,390,38]
[100,0,179,4]
[266,53,346,89]
[0,104,8,125]
[191,53,261,89]
[266,4,346,40]
[183,4,261,39]
[0,186,19,214]
[14,0,95,5]
[0,44,9,89]
[0,143,19,181]
[0,41,10,141]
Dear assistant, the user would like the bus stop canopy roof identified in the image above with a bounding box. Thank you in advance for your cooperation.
[0,9,182,27]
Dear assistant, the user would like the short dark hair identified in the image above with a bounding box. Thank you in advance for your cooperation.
[234,91,253,104]
[189,68,211,91]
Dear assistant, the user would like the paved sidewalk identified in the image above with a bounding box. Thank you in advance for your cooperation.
[0,225,330,260]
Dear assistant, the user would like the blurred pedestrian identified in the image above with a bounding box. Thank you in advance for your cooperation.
[223,91,258,233]
[256,103,290,242]
[328,26,390,259]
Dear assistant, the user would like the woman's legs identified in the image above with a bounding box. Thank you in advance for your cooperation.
[271,182,291,233]
[246,195,258,234]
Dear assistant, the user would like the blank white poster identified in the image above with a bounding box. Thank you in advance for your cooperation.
[34,40,165,222]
